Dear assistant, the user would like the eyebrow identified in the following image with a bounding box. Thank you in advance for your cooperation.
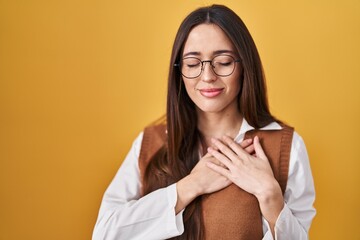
[182,50,236,58]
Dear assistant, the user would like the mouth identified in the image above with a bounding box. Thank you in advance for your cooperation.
[198,88,224,98]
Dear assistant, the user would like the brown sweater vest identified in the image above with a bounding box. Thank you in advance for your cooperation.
[138,124,294,240]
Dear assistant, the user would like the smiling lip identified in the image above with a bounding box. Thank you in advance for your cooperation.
[199,88,224,98]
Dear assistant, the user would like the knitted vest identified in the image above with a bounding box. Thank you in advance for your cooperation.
[138,124,294,240]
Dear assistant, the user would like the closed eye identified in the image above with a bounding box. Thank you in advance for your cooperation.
[185,63,201,68]
[218,61,232,66]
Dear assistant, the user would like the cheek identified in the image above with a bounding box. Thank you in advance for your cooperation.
[229,81,241,99]
[182,80,196,96]
[232,70,242,94]
[228,72,241,91]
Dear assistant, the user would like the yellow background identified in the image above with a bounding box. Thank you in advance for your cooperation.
[1,0,359,239]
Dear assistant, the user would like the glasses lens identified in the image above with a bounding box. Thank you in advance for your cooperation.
[181,57,202,78]
[212,55,235,76]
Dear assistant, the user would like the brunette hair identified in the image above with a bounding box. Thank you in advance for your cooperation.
[143,4,276,239]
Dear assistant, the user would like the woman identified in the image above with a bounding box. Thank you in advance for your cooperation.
[93,4,315,240]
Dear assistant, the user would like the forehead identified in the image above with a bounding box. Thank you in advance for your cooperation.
[183,23,236,56]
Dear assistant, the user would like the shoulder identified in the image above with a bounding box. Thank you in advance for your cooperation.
[130,124,167,159]
[132,131,144,158]
[288,130,312,178]
[143,124,167,136]
[291,131,308,154]
[276,122,307,155]
[138,124,167,167]
[141,124,167,148]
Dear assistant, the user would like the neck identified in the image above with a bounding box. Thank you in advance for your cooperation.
[197,108,243,148]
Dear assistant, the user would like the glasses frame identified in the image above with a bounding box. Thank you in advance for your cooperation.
[174,54,241,79]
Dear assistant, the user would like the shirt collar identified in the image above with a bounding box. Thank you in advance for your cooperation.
[234,118,282,142]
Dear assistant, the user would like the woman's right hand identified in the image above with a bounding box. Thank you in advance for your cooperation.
[188,153,231,195]
[175,138,254,213]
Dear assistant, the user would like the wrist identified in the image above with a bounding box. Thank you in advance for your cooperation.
[256,180,283,205]
[175,175,201,213]
[255,180,284,232]
[179,174,202,199]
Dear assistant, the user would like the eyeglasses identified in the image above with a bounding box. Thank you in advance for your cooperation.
[174,55,241,79]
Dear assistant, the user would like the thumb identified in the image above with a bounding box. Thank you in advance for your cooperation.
[254,136,267,160]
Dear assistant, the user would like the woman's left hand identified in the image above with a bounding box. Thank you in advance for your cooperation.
[206,135,284,234]
[207,135,277,197]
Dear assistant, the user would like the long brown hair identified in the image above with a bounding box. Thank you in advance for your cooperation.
[143,4,276,239]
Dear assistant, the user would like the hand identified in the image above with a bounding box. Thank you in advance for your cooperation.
[189,137,254,195]
[175,138,254,213]
[206,135,284,234]
[189,153,231,195]
[206,135,278,198]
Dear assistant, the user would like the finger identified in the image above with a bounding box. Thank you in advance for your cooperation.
[254,136,267,160]
[210,144,219,151]
[244,144,255,154]
[221,135,249,159]
[206,161,232,180]
[211,138,239,162]
[240,138,254,154]
[239,138,252,149]
[208,147,234,169]
[205,154,226,167]
[202,152,212,159]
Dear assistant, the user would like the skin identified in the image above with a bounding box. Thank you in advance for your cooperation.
[175,23,284,237]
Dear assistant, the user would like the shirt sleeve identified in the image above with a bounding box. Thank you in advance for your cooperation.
[92,132,184,240]
[262,131,316,240]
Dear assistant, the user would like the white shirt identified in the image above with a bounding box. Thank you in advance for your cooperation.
[92,120,316,240]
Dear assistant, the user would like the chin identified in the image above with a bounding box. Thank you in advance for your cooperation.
[196,104,226,113]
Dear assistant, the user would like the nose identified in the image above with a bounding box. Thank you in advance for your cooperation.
[201,61,217,82]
